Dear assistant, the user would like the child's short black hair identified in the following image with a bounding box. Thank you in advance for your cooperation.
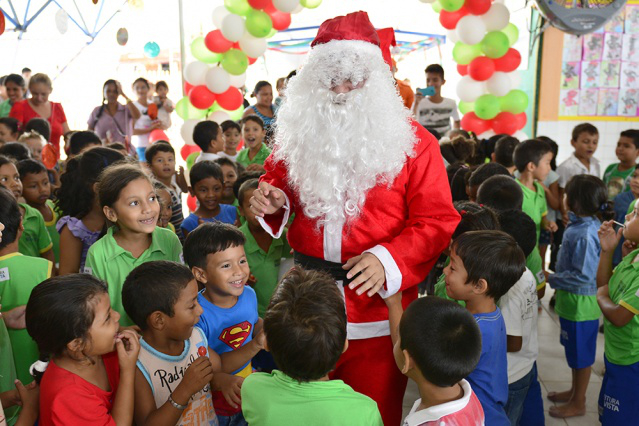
[571,123,598,142]
[400,297,481,387]
[183,222,245,270]
[513,139,552,173]
[106,142,127,152]
[24,118,50,141]
[476,175,523,212]
[449,166,471,202]
[0,187,22,249]
[536,136,558,170]
[0,117,20,136]
[493,136,519,168]
[497,209,536,258]
[425,64,445,79]
[189,160,224,188]
[213,157,237,172]
[452,201,499,239]
[238,178,259,206]
[468,163,510,188]
[68,131,101,156]
[145,141,175,164]
[233,171,263,200]
[0,142,30,161]
[265,268,347,382]
[221,120,241,133]
[122,261,194,330]
[242,115,264,130]
[155,80,169,91]
[17,158,46,179]
[621,129,639,150]
[193,121,220,153]
[566,175,613,221]
[451,230,526,300]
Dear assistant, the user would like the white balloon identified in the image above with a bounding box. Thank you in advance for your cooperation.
[292,3,304,13]
[239,32,267,58]
[483,4,510,31]
[478,130,497,140]
[508,71,522,88]
[457,76,485,103]
[419,0,436,3]
[229,72,247,88]
[447,29,459,44]
[184,62,209,86]
[456,15,486,45]
[221,13,245,43]
[55,9,69,34]
[513,130,528,140]
[181,119,201,146]
[209,110,231,124]
[212,6,230,29]
[273,0,300,13]
[486,72,512,97]
[205,67,231,94]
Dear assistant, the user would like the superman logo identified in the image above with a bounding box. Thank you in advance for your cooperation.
[219,321,252,350]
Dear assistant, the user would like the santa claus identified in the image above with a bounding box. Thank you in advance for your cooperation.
[250,11,459,425]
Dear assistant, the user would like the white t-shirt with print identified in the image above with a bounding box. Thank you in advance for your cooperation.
[415,97,460,136]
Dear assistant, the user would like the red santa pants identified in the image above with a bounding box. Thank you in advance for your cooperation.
[330,335,407,426]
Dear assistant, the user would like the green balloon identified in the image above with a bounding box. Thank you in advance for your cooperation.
[300,0,322,8]
[475,94,500,120]
[224,0,251,16]
[222,49,249,75]
[186,151,200,170]
[229,106,244,121]
[176,97,208,120]
[246,9,273,38]
[267,28,278,38]
[452,42,482,65]
[500,90,529,114]
[440,0,464,12]
[431,0,443,13]
[190,37,222,64]
[502,23,519,46]
[481,31,510,59]
[459,101,475,115]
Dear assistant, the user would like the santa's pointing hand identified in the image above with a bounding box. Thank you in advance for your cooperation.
[343,253,386,297]
[250,181,286,217]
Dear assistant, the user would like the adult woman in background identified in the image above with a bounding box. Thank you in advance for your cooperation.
[242,81,276,134]
[10,73,69,159]
[87,79,140,149]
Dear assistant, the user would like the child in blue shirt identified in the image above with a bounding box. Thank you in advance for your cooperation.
[182,161,237,237]
[183,222,265,426]
[443,230,526,426]
[546,175,612,419]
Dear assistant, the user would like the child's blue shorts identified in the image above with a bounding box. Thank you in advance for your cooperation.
[598,355,639,425]
[559,317,598,369]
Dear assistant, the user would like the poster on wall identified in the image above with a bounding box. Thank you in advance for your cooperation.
[579,88,599,115]
[618,88,639,115]
[597,88,620,116]
[581,61,601,88]
[583,33,604,60]
[604,32,623,59]
[626,5,639,33]
[561,61,581,89]
[600,60,621,87]
[622,33,639,61]
[560,89,580,115]
[564,35,583,61]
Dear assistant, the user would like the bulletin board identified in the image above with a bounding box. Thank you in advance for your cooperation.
[557,2,639,121]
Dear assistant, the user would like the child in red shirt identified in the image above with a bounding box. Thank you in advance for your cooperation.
[25,274,140,426]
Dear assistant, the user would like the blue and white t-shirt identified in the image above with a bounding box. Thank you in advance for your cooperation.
[180,204,237,234]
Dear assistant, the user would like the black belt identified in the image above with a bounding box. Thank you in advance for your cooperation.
[293,251,360,286]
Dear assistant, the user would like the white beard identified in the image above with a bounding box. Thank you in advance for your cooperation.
[273,40,417,229]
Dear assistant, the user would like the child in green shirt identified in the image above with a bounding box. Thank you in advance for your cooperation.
[237,116,271,173]
[602,130,639,200]
[85,163,182,327]
[0,187,52,384]
[17,159,60,265]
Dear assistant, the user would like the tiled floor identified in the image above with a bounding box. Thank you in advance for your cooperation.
[402,287,605,425]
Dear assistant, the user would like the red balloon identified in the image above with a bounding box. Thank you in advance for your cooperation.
[180,144,200,161]
[492,112,519,135]
[439,6,469,30]
[514,112,527,130]
[263,2,278,14]
[186,194,197,212]
[149,129,169,143]
[189,86,216,110]
[232,42,241,49]
[494,48,521,73]
[205,30,233,53]
[248,56,257,65]
[465,0,491,15]
[457,64,469,76]
[217,87,244,110]
[0,10,5,36]
[248,0,272,8]
[468,56,495,81]
[461,112,491,135]
[184,81,194,96]
[269,11,291,31]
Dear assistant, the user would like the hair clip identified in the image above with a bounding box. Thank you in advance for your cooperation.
[600,203,609,212]
[460,210,467,216]
[29,360,49,375]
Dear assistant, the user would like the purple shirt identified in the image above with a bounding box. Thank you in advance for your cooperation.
[87,103,132,144]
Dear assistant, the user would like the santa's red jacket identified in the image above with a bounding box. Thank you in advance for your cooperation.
[258,121,460,340]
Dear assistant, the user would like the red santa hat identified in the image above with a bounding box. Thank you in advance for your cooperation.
[311,11,380,48]
[376,27,397,71]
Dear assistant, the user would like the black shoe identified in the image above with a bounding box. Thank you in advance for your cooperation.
[549,293,556,308]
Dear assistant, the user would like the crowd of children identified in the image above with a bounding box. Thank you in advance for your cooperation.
[1,60,639,426]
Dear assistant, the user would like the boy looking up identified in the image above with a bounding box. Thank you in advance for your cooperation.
[412,64,460,136]
[388,294,485,425]
[444,230,526,426]
[220,120,242,162]
[194,121,224,164]
[241,268,383,426]
[603,129,639,200]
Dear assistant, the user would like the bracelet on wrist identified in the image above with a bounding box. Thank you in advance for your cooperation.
[168,394,188,410]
